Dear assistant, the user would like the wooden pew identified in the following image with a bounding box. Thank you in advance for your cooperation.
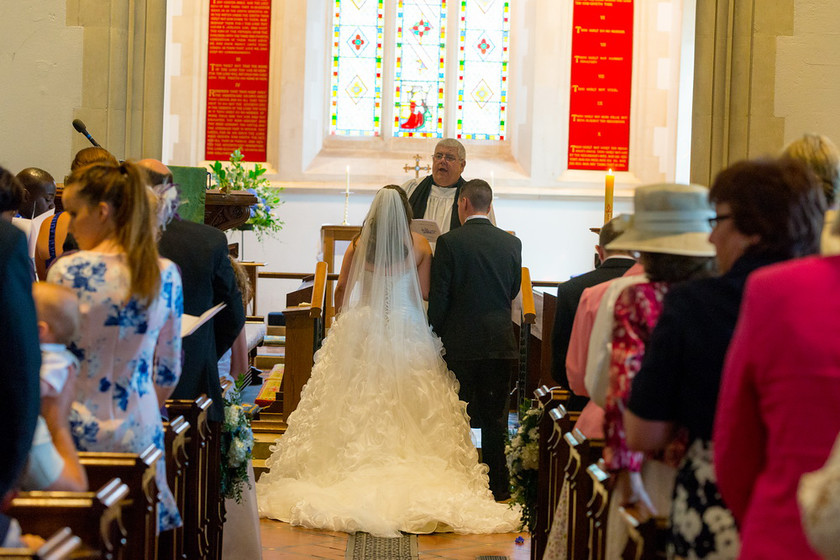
[532,404,581,560]
[564,428,604,560]
[165,397,213,560]
[586,461,614,560]
[619,504,668,560]
[78,445,161,560]
[279,261,328,417]
[531,385,571,560]
[7,479,130,560]
[0,527,83,559]
[159,415,190,560]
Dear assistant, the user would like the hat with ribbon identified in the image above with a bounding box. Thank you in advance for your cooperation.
[606,183,716,257]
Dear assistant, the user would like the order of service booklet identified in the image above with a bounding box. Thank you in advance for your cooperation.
[180,302,227,337]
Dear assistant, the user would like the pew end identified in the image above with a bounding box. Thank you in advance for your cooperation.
[0,527,83,560]
[8,478,130,560]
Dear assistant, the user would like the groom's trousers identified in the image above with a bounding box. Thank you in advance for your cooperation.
[445,357,515,501]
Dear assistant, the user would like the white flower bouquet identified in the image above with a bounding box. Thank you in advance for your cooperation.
[505,404,541,532]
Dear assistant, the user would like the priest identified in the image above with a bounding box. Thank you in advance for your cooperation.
[402,138,494,235]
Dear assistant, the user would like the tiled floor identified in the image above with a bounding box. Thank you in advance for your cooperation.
[260,519,530,559]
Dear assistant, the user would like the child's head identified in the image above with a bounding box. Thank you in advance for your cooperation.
[32,283,80,345]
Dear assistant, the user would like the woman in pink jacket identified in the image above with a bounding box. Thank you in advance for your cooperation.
[715,238,840,558]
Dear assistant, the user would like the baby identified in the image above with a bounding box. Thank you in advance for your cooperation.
[33,283,80,398]
[21,283,87,492]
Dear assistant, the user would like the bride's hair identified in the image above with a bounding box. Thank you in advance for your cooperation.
[359,185,413,264]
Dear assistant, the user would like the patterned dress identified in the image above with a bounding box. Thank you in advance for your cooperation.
[48,252,183,531]
[604,282,669,472]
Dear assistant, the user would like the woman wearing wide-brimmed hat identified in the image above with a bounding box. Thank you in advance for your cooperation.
[590,183,716,559]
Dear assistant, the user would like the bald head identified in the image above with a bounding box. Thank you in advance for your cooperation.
[16,167,56,218]
[137,159,174,188]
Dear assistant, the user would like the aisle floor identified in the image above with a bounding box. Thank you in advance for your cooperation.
[259,519,530,559]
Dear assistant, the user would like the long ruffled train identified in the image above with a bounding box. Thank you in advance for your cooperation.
[255,306,520,537]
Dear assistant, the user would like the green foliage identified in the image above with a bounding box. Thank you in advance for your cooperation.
[505,403,541,533]
[209,148,284,241]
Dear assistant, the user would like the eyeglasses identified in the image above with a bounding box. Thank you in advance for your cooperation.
[432,153,459,162]
[708,214,732,228]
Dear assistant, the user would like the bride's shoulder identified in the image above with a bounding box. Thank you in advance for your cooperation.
[411,232,432,255]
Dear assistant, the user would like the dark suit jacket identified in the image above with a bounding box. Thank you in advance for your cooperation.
[158,219,245,421]
[428,217,522,361]
[0,222,41,516]
[551,257,635,402]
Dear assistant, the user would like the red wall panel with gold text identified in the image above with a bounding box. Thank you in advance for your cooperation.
[205,0,271,162]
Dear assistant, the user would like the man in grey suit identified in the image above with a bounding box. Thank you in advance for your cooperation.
[550,216,635,410]
[428,179,521,501]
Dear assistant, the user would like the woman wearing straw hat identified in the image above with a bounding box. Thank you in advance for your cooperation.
[624,158,825,559]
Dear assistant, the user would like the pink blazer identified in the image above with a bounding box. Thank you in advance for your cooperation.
[715,255,840,559]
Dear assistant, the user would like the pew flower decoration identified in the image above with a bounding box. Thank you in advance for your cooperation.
[506,404,541,532]
[220,374,255,504]
[209,148,284,241]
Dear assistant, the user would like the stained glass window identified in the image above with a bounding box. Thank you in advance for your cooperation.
[329,0,385,136]
[392,0,447,138]
[330,0,509,140]
[456,0,509,140]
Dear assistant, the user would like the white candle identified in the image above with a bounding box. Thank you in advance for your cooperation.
[490,170,495,189]
[345,165,350,195]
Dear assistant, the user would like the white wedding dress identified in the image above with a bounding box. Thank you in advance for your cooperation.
[255,188,519,537]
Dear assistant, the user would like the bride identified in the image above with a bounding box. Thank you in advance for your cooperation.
[256,185,520,537]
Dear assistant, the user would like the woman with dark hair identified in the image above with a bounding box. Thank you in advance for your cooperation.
[0,167,25,221]
[714,178,838,556]
[256,185,519,536]
[47,160,184,532]
[624,158,825,559]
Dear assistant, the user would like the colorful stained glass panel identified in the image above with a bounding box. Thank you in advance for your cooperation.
[393,0,447,138]
[330,0,384,136]
[456,0,509,140]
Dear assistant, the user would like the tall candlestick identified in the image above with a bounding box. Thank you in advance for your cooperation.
[345,165,350,195]
[343,165,350,225]
[604,169,614,225]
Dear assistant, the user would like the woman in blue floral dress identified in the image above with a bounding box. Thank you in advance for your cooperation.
[47,161,183,531]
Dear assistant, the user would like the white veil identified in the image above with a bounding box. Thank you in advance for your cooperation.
[340,186,425,331]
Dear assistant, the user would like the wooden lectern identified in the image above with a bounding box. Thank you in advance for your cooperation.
[320,225,361,327]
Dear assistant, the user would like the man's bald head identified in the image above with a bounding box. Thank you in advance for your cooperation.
[137,159,173,187]
[16,167,56,218]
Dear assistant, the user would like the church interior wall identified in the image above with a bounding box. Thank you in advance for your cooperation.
[3,1,840,315]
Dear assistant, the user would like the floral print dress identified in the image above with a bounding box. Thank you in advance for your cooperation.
[48,252,183,531]
[604,282,669,472]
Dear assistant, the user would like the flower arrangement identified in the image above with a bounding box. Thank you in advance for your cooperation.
[506,403,541,532]
[220,374,255,504]
[209,148,284,240]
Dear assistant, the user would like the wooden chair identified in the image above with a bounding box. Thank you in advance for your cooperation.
[564,428,604,560]
[165,397,213,560]
[159,415,190,560]
[7,479,130,560]
[586,461,614,560]
[0,527,83,560]
[619,504,669,560]
[531,385,571,560]
[78,445,161,560]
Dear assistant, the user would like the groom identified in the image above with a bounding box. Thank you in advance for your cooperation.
[428,179,522,501]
